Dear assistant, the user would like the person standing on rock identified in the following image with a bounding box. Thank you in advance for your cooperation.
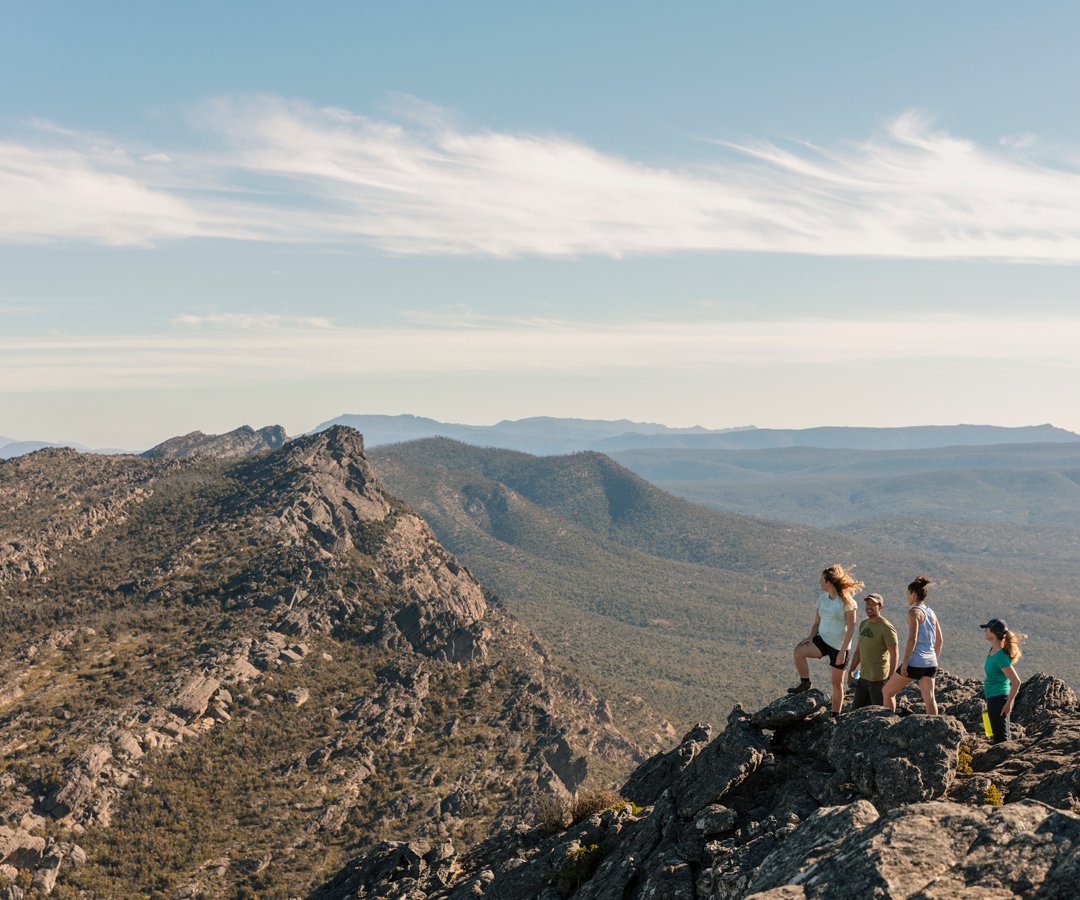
[981,617,1024,744]
[789,564,861,716]
[847,592,898,709]
[882,576,943,714]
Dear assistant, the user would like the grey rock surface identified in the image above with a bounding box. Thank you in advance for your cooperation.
[141,424,288,459]
[615,723,711,808]
[308,668,1080,900]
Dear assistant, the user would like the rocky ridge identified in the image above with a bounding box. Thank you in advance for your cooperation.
[0,449,158,582]
[141,424,289,459]
[0,428,662,899]
[309,673,1080,900]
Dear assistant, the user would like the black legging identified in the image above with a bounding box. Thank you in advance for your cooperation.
[986,695,1011,744]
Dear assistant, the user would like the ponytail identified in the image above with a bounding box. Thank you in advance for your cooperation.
[1001,630,1026,663]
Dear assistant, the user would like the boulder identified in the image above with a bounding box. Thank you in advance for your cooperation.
[169,676,221,722]
[1013,673,1078,726]
[694,804,738,838]
[31,841,63,894]
[750,690,829,731]
[0,827,45,868]
[827,709,964,809]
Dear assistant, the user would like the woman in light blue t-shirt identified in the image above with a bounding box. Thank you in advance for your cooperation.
[789,564,861,716]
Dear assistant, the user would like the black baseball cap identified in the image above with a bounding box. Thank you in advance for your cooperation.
[979,617,1007,635]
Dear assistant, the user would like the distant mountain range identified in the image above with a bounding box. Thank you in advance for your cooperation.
[310,414,754,455]
[4,416,1079,460]
[313,415,1080,454]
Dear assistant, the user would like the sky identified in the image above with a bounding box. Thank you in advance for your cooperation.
[3,2,1080,449]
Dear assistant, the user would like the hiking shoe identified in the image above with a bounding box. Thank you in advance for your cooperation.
[787,681,812,694]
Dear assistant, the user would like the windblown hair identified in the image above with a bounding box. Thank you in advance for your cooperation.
[822,564,863,611]
[1001,630,1026,663]
[907,576,932,603]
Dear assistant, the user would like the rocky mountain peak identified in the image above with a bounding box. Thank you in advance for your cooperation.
[0,427,654,898]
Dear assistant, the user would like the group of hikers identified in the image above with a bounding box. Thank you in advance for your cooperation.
[788,564,1024,744]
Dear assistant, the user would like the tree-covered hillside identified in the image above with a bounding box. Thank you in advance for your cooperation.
[369,439,1080,731]
[0,430,659,899]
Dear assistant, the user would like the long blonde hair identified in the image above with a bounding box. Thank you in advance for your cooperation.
[822,564,863,611]
[1000,629,1026,663]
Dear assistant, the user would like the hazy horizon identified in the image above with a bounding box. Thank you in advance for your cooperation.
[5,4,1080,446]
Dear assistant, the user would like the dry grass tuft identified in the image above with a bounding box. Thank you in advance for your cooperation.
[537,788,633,833]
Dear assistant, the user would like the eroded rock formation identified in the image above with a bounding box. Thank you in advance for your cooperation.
[309,674,1080,900]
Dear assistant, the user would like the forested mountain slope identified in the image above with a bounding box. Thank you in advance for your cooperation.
[0,428,658,899]
[368,440,1080,730]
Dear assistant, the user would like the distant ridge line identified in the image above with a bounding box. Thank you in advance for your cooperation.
[311,415,1080,455]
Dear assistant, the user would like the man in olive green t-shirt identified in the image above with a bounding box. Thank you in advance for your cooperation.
[847,593,899,709]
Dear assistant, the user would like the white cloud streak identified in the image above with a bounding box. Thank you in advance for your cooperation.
[3,99,1080,260]
[3,316,1080,391]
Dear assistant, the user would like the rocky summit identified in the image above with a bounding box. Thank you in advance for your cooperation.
[308,673,1080,900]
[141,424,290,459]
[4,424,1080,900]
[0,427,663,899]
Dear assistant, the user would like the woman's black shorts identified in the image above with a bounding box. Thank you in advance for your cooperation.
[812,635,847,670]
[898,664,938,680]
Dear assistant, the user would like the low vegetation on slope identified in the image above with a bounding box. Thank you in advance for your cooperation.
[0,429,662,899]
[369,439,1080,732]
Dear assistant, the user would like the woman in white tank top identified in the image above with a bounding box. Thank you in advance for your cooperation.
[882,576,944,714]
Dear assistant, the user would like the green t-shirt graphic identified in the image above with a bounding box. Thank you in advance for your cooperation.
[856,617,898,681]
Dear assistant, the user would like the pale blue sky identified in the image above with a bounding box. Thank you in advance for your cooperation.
[3,2,1080,448]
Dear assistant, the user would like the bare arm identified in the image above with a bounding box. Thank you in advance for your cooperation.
[901,609,919,676]
[933,611,943,656]
[836,607,857,665]
[797,611,821,647]
[887,642,899,674]
[848,642,862,683]
[1001,665,1021,717]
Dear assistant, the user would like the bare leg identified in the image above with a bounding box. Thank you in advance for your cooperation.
[794,642,823,678]
[881,673,911,712]
[830,664,846,714]
[919,677,938,715]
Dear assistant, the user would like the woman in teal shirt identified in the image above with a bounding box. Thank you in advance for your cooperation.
[981,617,1024,744]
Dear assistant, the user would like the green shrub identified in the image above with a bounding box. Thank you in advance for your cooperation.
[556,844,610,896]
[957,744,973,775]
[984,783,1004,806]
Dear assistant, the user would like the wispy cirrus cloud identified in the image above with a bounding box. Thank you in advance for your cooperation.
[3,315,1080,391]
[3,98,1080,260]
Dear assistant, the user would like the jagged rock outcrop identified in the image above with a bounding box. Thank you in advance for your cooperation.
[234,428,487,642]
[0,425,656,898]
[141,424,288,459]
[308,674,1080,900]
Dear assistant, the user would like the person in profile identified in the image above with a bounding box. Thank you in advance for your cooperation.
[789,564,861,717]
[882,576,943,714]
[846,592,898,709]
[981,617,1024,744]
